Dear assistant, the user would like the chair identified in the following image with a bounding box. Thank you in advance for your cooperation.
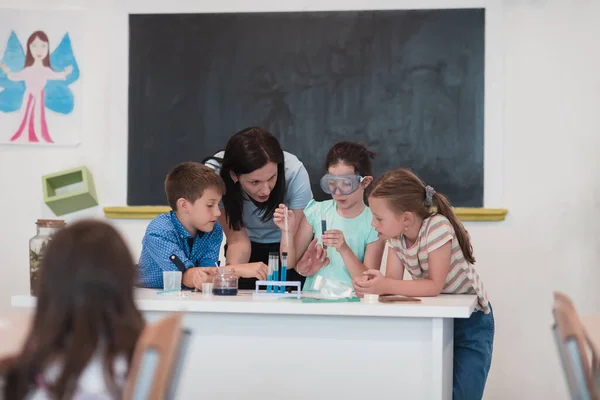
[123,312,189,400]
[166,327,191,399]
[552,291,600,400]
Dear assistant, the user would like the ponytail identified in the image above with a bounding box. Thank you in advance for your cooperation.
[431,192,475,264]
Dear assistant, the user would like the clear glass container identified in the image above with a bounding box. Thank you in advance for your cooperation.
[29,219,66,296]
[212,267,238,296]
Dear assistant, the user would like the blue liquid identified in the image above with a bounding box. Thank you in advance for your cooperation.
[321,220,327,249]
[267,272,273,293]
[279,266,287,293]
[273,271,279,293]
[212,288,238,296]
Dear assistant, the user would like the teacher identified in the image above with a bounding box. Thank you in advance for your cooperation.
[204,127,313,289]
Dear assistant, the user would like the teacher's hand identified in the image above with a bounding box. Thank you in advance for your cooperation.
[233,262,268,281]
[273,204,295,233]
[296,238,329,277]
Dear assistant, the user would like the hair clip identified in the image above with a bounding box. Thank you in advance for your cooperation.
[424,185,436,206]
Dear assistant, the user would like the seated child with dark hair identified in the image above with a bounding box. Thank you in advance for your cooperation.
[4,219,144,399]
[138,162,267,290]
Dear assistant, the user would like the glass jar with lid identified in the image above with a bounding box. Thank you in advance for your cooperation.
[212,267,238,296]
[29,219,66,296]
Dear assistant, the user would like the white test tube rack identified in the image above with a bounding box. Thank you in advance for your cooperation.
[252,281,302,299]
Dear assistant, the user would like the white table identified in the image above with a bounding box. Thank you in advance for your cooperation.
[12,289,477,400]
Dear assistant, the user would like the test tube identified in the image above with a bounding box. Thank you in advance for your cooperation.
[321,212,327,249]
[267,254,274,293]
[271,252,280,286]
[284,206,289,249]
[280,252,288,293]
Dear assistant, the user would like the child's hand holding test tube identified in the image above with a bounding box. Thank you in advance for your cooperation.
[321,228,349,252]
[320,212,328,249]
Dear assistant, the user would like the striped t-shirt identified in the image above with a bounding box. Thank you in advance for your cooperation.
[388,214,490,313]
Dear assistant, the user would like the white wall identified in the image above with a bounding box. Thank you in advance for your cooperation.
[1,0,599,399]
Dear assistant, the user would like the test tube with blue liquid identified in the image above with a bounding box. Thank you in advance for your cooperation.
[321,212,328,249]
[280,252,288,293]
[271,252,279,285]
[267,253,274,293]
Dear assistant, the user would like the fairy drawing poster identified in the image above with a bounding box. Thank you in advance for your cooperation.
[0,12,81,146]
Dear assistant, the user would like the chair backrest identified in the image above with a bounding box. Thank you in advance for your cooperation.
[552,291,600,400]
[165,328,191,399]
[581,316,600,391]
[123,312,184,400]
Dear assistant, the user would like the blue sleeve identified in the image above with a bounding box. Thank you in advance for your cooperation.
[287,163,313,210]
[142,230,194,272]
[197,223,223,267]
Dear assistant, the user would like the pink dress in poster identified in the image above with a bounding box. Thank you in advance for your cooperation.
[0,30,79,144]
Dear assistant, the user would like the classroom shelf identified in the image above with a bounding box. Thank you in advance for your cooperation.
[103,206,508,221]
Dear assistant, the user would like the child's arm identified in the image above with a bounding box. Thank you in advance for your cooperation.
[144,231,194,271]
[384,245,405,280]
[384,241,452,296]
[142,231,209,289]
[333,237,385,278]
[284,209,310,269]
[287,214,315,270]
[274,205,315,270]
[356,241,452,297]
[217,213,252,265]
[194,224,223,277]
[182,268,212,289]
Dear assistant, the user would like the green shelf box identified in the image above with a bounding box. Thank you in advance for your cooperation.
[42,166,98,216]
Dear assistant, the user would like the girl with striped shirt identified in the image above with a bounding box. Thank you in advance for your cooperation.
[353,168,494,400]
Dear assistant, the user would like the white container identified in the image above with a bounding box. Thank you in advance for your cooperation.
[202,282,213,296]
[361,294,379,304]
[162,271,182,292]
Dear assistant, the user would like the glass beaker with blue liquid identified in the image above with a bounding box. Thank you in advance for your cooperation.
[212,267,238,296]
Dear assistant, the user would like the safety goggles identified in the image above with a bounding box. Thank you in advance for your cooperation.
[319,174,365,195]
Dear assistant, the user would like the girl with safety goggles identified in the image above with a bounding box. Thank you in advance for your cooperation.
[273,142,385,288]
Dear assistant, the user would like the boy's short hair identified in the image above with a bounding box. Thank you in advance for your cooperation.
[164,162,226,210]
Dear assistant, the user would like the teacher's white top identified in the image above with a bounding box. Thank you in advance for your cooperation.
[12,289,477,319]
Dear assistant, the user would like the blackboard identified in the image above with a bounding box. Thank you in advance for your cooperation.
[128,9,485,207]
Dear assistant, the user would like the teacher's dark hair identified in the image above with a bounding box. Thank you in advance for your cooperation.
[218,127,285,231]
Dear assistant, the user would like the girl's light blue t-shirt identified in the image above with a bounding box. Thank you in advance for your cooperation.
[303,199,379,289]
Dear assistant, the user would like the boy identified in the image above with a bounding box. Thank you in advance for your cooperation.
[138,162,268,290]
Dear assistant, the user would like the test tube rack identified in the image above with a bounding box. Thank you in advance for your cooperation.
[253,281,302,299]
